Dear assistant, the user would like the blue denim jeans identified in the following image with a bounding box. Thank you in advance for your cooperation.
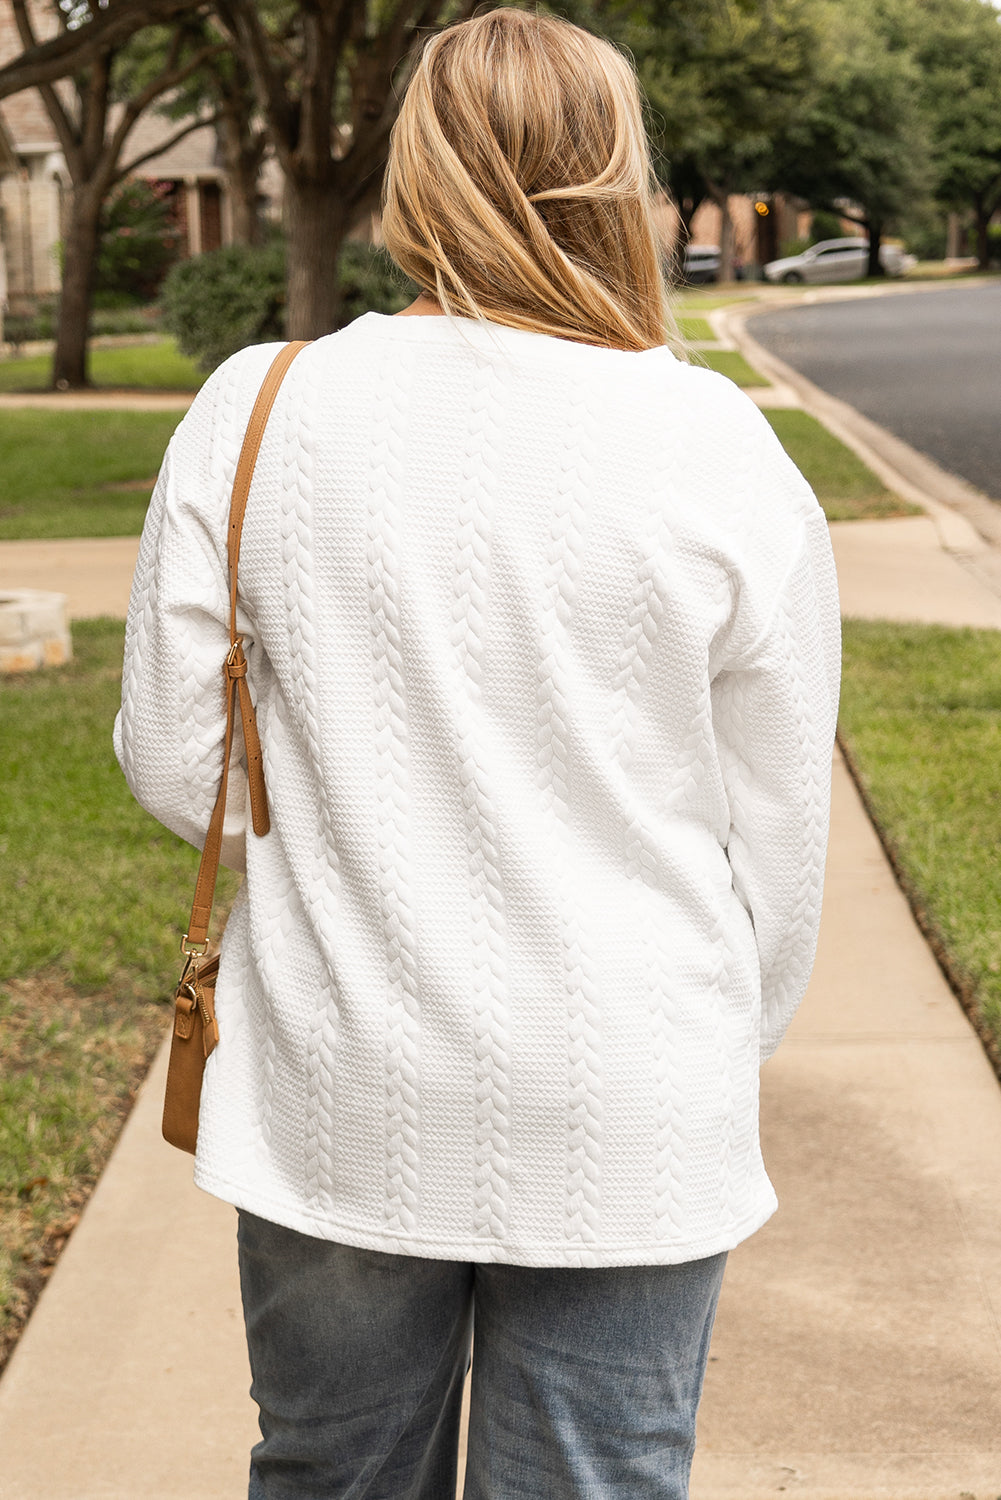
[237,1210,726,1500]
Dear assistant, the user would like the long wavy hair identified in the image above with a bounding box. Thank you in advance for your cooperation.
[382,8,680,353]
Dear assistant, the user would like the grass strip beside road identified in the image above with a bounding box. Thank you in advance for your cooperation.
[677,315,715,342]
[693,348,769,388]
[0,410,180,539]
[839,620,1001,1063]
[674,292,759,312]
[763,410,920,522]
[0,339,204,393]
[0,619,238,1369]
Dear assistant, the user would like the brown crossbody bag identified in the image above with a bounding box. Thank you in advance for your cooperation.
[162,340,311,1154]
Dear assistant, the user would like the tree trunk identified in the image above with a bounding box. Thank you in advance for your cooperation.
[217,106,265,246]
[52,188,102,389]
[717,193,736,283]
[866,220,885,279]
[284,175,349,339]
[974,197,990,271]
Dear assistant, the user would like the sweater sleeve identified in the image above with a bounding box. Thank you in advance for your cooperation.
[112,367,264,874]
[711,503,841,1062]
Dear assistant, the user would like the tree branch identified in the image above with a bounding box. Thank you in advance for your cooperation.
[10,0,81,166]
[343,1,459,208]
[107,41,226,163]
[297,3,339,176]
[0,0,207,101]
[212,0,295,159]
[115,109,221,180]
[81,50,112,168]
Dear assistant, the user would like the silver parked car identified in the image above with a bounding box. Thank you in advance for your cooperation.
[764,237,916,284]
[681,245,720,285]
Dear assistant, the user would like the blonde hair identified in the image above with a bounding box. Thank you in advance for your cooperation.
[382,8,680,353]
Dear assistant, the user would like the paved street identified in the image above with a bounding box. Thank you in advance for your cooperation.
[752,283,1001,501]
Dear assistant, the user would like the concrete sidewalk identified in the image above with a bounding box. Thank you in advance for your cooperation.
[3,405,1001,1498]
[0,536,140,619]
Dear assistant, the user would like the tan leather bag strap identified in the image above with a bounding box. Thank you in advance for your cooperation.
[182,341,311,956]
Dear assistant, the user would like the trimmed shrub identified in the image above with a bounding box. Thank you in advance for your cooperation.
[90,306,162,336]
[336,241,417,324]
[158,240,286,372]
[2,296,57,348]
[158,240,417,372]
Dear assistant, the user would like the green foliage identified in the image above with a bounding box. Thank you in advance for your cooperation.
[809,209,846,242]
[839,620,1001,1052]
[769,0,932,233]
[620,0,819,207]
[337,242,418,326]
[158,239,416,372]
[899,212,949,262]
[158,240,286,372]
[779,236,812,259]
[912,0,1001,222]
[2,297,58,347]
[0,300,157,345]
[90,307,162,335]
[95,179,181,305]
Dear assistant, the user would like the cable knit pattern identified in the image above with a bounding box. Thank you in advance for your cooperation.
[536,386,606,1253]
[453,353,514,1241]
[278,362,343,1207]
[613,445,688,1240]
[114,313,840,1267]
[368,341,423,1235]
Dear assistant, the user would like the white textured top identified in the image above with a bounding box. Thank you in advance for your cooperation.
[115,312,840,1267]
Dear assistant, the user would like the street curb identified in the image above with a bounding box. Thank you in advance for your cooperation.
[715,294,1001,603]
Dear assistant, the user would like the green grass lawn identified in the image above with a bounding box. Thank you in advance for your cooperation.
[676,314,715,342]
[0,619,237,1369]
[693,348,770,388]
[763,409,920,522]
[673,292,759,312]
[0,339,204,393]
[839,620,1001,1063]
[0,410,180,539]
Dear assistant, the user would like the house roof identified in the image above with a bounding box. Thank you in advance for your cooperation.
[0,0,63,154]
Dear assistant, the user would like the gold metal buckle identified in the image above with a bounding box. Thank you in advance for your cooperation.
[226,637,243,666]
[181,934,209,958]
